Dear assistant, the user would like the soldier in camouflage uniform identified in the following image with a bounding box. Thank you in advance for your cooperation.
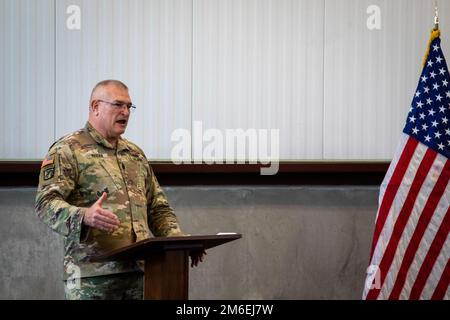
[35,80,201,300]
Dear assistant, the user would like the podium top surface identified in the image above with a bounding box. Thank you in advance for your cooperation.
[90,234,242,262]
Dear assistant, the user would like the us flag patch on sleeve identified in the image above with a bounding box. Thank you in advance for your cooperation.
[41,155,54,168]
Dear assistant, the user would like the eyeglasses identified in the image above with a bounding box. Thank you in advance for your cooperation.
[97,99,136,112]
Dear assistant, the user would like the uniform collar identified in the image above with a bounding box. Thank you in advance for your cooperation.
[85,122,129,152]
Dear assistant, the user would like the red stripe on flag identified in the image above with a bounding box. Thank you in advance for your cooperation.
[370,137,419,258]
[409,206,450,299]
[431,259,450,300]
[366,148,437,300]
[389,160,450,299]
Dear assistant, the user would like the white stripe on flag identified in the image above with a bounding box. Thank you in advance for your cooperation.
[371,139,427,263]
[397,165,449,299]
[420,232,450,299]
[363,136,422,298]
[377,134,410,209]
[375,141,437,299]
[380,154,444,299]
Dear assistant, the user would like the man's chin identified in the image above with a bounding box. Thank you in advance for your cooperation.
[115,125,127,135]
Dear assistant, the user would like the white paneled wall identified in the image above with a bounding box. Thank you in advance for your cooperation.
[55,0,192,159]
[193,0,324,160]
[324,0,450,160]
[0,0,55,159]
[1,0,449,160]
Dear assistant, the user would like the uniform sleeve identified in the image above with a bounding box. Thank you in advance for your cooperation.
[35,143,86,242]
[146,165,183,237]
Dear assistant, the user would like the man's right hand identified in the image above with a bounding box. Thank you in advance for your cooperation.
[83,192,120,232]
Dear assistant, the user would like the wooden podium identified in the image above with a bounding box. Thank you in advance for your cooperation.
[91,234,241,300]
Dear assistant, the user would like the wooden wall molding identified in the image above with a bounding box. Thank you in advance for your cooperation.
[0,161,389,186]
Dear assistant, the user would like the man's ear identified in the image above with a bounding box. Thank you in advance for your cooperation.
[90,100,98,114]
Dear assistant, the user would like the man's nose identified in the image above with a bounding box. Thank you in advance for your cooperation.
[121,106,130,116]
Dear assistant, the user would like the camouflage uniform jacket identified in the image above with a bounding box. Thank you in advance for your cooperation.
[35,122,183,279]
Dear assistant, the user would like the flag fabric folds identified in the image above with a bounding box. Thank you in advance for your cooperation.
[363,29,450,300]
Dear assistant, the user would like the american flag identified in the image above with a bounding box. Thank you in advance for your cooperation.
[363,29,450,300]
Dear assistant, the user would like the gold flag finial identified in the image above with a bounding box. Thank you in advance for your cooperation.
[434,1,439,30]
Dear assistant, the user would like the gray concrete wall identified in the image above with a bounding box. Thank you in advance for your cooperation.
[0,186,378,300]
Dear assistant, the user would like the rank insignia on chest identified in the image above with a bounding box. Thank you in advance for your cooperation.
[97,187,109,197]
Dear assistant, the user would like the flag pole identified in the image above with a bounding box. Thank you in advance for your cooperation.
[423,2,441,66]
[434,1,439,31]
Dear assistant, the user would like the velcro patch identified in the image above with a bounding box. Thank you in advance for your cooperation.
[90,153,105,158]
[41,155,54,168]
[43,166,55,180]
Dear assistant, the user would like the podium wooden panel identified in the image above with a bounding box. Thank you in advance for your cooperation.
[91,234,241,300]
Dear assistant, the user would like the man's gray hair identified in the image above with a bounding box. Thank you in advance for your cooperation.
[90,80,128,102]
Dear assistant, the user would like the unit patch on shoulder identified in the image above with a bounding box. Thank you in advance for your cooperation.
[43,166,55,180]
